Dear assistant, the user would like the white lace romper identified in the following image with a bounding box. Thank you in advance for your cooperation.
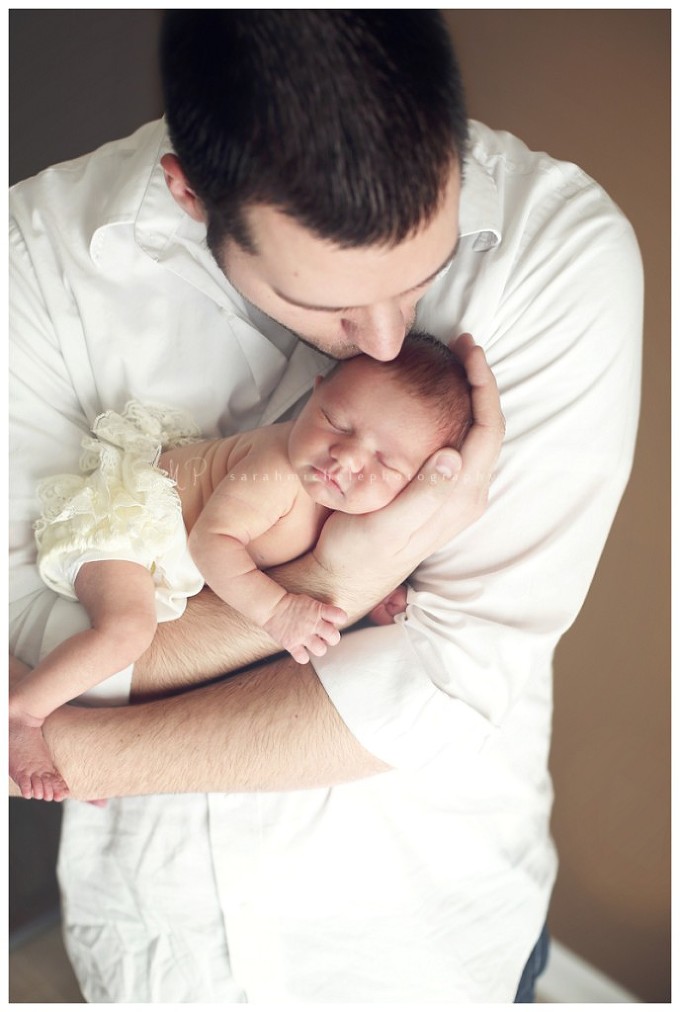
[34,401,205,622]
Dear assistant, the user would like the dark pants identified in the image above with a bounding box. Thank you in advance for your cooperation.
[514,924,550,1002]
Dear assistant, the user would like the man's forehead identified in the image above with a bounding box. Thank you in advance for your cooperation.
[238,163,462,309]
[273,239,460,313]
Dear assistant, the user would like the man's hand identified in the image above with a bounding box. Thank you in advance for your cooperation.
[312,334,504,607]
[368,584,408,626]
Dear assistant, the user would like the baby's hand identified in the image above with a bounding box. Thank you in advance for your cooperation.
[368,585,408,626]
[263,593,348,665]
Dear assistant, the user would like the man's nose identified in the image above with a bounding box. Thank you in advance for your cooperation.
[343,301,409,361]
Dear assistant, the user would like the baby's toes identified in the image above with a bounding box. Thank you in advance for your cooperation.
[15,771,34,800]
[52,777,70,802]
[29,773,46,801]
[31,770,66,802]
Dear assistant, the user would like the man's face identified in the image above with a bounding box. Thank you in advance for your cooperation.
[216,162,461,362]
[287,358,444,515]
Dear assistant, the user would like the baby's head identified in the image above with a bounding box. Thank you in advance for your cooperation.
[288,331,472,514]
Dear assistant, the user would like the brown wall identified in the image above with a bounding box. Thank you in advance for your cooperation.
[442,10,670,1002]
[10,10,670,1003]
[9,8,167,946]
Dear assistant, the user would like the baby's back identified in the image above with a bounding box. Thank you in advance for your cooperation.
[159,424,290,533]
[160,421,330,570]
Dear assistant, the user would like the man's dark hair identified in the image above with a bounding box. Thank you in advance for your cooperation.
[160,11,467,256]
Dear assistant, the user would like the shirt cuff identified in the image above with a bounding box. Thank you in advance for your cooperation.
[312,620,494,771]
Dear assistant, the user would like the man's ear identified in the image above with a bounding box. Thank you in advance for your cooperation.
[160,153,206,223]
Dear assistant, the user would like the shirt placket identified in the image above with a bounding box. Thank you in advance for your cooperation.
[206,793,287,999]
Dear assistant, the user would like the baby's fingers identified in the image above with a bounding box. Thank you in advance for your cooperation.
[290,635,331,663]
[317,622,341,647]
[320,603,348,627]
[289,644,311,665]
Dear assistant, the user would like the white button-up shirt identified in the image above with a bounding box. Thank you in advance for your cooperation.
[9,119,643,1001]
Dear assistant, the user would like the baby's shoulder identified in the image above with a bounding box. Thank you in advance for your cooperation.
[228,421,295,473]
[219,422,300,510]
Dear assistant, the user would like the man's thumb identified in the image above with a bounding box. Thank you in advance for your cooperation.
[431,450,462,480]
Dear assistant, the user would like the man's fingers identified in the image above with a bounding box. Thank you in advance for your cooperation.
[431,449,462,480]
[449,330,473,354]
[452,333,505,479]
[453,333,503,425]
[366,335,502,553]
[380,448,461,533]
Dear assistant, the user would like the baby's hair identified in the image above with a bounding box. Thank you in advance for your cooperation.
[379,331,472,450]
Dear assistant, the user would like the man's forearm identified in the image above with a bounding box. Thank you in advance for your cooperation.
[36,655,390,799]
[131,587,276,698]
[131,546,386,698]
[8,534,395,800]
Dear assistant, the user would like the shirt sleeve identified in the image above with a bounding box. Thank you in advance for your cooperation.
[313,173,643,770]
[9,213,95,670]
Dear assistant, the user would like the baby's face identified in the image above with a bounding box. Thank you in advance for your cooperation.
[288,358,443,514]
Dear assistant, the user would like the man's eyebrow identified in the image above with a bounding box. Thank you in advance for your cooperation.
[272,237,460,313]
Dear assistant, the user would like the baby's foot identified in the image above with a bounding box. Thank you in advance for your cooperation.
[9,716,70,802]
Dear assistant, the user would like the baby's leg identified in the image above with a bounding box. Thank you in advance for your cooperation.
[9,560,157,801]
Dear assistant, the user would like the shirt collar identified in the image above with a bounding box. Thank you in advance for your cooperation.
[90,115,501,240]
[89,117,503,294]
[458,122,502,252]
[89,120,256,311]
[88,120,172,258]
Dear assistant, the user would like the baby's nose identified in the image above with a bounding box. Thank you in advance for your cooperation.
[332,440,365,473]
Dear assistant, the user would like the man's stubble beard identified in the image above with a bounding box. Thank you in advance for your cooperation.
[214,247,416,362]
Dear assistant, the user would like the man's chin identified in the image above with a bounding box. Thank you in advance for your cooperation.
[218,270,360,360]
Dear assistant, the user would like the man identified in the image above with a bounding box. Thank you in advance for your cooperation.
[9,11,642,1002]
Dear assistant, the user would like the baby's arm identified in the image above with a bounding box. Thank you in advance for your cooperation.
[188,475,346,664]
